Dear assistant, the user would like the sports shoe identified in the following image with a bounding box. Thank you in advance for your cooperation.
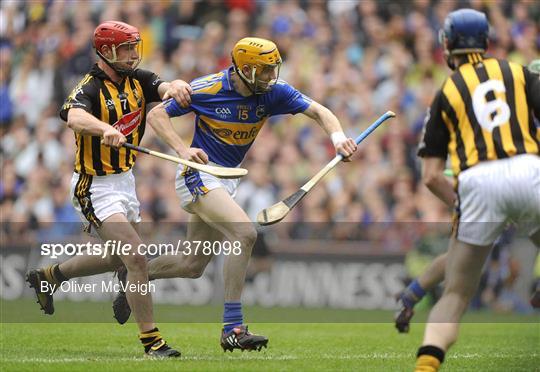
[112,265,131,324]
[145,339,181,358]
[220,325,268,352]
[26,267,57,315]
[394,293,415,333]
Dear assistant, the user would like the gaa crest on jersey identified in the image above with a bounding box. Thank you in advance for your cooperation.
[215,107,232,119]
[255,105,266,118]
[113,108,142,135]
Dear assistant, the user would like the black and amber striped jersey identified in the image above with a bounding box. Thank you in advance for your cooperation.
[418,57,540,176]
[60,64,164,175]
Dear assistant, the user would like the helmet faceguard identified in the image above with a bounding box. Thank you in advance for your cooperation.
[439,9,489,70]
[93,21,143,77]
[232,37,282,94]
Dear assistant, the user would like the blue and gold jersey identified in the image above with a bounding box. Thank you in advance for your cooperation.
[164,67,312,167]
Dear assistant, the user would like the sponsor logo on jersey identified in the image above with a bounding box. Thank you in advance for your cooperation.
[105,99,116,110]
[113,108,142,136]
[199,115,266,146]
[212,126,259,141]
[213,128,233,138]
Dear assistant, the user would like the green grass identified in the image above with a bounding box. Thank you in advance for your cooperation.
[2,298,537,324]
[1,300,539,371]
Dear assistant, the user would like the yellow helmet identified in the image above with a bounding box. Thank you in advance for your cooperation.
[232,37,282,94]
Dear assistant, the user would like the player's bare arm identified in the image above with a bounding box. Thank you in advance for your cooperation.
[158,80,193,107]
[147,103,208,164]
[302,101,357,161]
[421,157,455,208]
[66,108,126,149]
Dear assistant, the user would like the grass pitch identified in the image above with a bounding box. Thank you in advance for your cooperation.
[1,300,538,371]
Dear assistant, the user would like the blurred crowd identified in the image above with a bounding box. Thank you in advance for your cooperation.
[1,0,539,246]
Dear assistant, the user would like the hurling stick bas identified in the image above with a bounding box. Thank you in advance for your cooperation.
[123,143,248,179]
[257,153,341,225]
[257,111,396,225]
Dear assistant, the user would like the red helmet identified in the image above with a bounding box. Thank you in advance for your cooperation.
[94,21,140,51]
[93,21,142,73]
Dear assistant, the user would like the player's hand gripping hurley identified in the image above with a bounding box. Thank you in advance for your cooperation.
[257,111,396,225]
[123,143,248,179]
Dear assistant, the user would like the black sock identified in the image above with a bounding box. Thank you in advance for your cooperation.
[417,345,445,363]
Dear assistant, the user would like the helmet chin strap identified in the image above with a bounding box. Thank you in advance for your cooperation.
[234,64,259,94]
[96,49,135,77]
[444,51,456,70]
[233,62,276,94]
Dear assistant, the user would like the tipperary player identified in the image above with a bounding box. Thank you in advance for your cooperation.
[112,37,357,352]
